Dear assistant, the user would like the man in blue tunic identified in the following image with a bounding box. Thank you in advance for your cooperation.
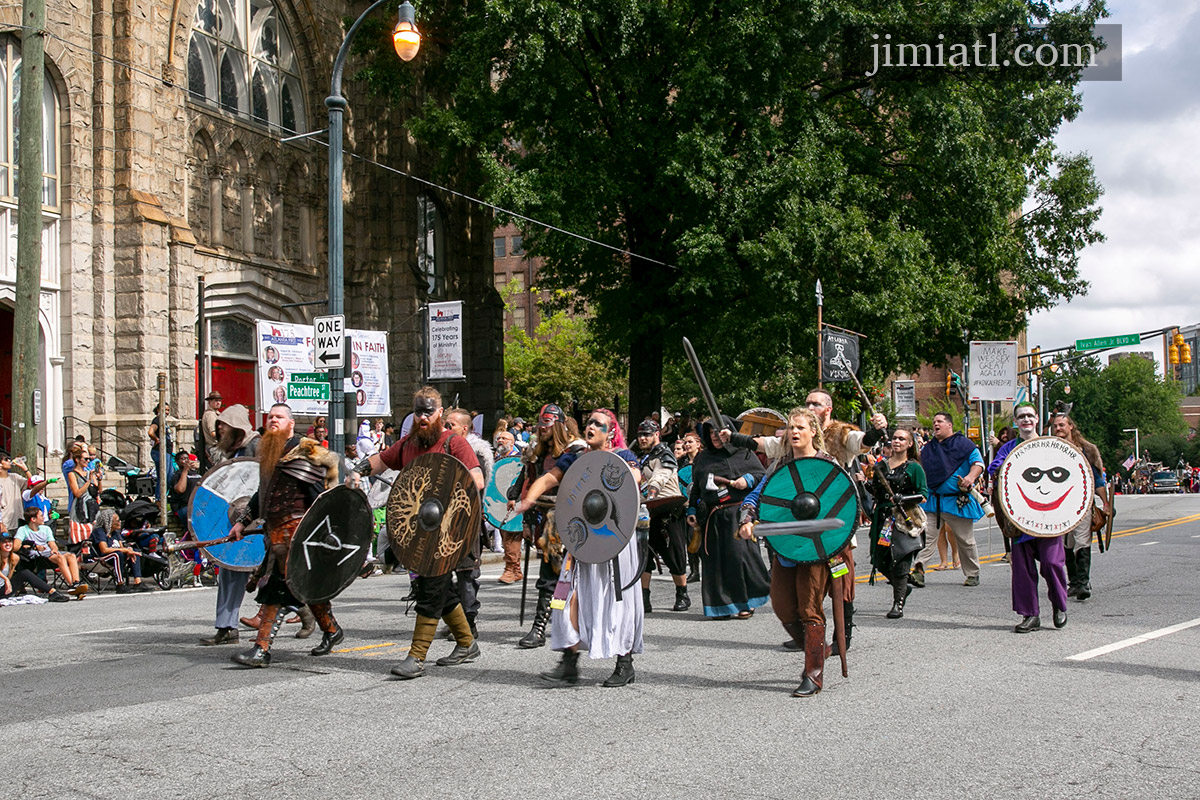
[909,412,984,588]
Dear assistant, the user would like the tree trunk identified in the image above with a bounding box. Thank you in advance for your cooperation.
[627,330,664,434]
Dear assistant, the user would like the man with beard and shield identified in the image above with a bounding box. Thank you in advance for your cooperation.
[227,404,343,667]
[634,419,690,612]
[359,387,485,680]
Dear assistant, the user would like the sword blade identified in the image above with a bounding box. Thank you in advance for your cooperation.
[754,519,843,536]
[683,337,724,426]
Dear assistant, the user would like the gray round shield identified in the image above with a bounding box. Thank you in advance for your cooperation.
[554,450,639,564]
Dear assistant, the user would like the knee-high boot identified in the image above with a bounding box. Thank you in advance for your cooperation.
[435,605,481,666]
[887,576,910,619]
[391,615,439,679]
[499,534,523,584]
[308,602,344,656]
[793,622,825,697]
[1075,548,1092,600]
[232,604,283,668]
[1065,547,1079,596]
[518,591,552,649]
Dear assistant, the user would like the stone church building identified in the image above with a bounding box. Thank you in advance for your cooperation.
[0,0,503,465]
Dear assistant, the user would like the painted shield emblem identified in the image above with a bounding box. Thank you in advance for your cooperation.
[997,437,1094,538]
[186,457,265,572]
[286,485,375,604]
[483,456,524,533]
[555,450,639,564]
[386,452,482,577]
[756,457,859,564]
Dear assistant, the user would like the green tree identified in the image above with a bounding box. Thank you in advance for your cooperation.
[378,0,1107,423]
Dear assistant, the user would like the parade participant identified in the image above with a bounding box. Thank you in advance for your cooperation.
[680,431,703,582]
[360,387,484,679]
[508,404,585,648]
[722,391,886,650]
[200,404,273,646]
[688,416,769,620]
[987,405,1068,633]
[867,428,928,619]
[445,407,494,638]
[227,404,342,668]
[634,419,690,612]
[737,407,835,697]
[515,409,643,687]
[909,412,984,589]
[1051,413,1105,602]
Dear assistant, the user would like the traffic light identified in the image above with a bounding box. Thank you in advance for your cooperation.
[1183,343,1193,364]
[946,373,953,397]
[1172,331,1190,365]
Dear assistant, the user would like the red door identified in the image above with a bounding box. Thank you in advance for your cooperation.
[198,357,258,423]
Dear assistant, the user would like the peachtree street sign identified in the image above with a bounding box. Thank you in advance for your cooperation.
[287,372,331,402]
[1076,333,1141,351]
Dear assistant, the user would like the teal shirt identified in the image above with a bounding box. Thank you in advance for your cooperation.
[921,449,985,521]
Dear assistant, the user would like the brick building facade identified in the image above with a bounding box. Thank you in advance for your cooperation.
[0,1,503,465]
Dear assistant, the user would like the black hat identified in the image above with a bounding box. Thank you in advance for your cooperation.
[637,419,660,435]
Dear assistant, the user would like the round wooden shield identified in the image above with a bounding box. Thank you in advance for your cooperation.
[386,452,482,576]
[555,450,639,564]
[483,456,523,533]
[997,437,1094,538]
[737,407,786,437]
[285,485,375,604]
[187,457,265,572]
[756,457,859,564]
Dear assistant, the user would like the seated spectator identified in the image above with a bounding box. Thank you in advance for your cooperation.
[15,507,86,596]
[90,508,149,593]
[1,531,71,602]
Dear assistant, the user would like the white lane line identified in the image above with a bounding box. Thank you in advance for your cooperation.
[1066,618,1200,662]
[1192,535,1200,538]
[1138,541,1159,546]
[59,626,140,636]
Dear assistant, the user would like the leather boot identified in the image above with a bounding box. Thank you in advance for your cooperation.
[781,621,806,655]
[540,649,581,686]
[830,601,853,655]
[295,606,317,639]
[642,586,653,613]
[232,605,283,668]
[1064,547,1080,597]
[199,627,238,646]
[392,614,438,679]
[887,578,908,619]
[435,605,480,666]
[239,608,263,630]
[518,592,552,649]
[793,622,825,697]
[309,625,344,656]
[1075,549,1092,600]
[601,653,636,687]
[672,585,691,612]
[498,535,522,584]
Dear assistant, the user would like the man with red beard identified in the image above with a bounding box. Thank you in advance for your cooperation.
[227,404,343,668]
[361,387,485,679]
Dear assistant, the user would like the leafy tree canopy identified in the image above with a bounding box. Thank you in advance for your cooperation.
[370,0,1108,421]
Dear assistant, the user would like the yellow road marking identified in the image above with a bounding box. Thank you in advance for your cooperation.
[334,642,399,653]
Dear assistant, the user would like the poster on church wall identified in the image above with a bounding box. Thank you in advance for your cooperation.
[255,320,390,418]
[428,301,465,381]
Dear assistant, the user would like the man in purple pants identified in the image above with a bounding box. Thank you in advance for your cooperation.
[987,404,1068,634]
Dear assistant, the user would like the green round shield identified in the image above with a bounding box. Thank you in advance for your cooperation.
[757,457,858,564]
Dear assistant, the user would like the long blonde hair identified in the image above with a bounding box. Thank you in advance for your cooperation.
[786,406,826,455]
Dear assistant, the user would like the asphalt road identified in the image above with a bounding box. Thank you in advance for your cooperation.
[6,494,1199,799]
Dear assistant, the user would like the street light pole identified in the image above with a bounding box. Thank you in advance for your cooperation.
[325,0,420,459]
[1122,427,1140,464]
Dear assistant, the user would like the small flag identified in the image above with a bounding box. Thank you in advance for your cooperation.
[1121,454,1135,471]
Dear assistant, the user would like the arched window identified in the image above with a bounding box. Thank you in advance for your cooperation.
[188,0,306,133]
[417,194,446,300]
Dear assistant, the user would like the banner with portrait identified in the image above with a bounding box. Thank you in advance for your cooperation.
[256,320,390,418]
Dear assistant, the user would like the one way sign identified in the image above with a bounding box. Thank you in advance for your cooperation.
[314,314,345,370]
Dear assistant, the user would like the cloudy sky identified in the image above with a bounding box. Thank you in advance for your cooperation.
[1026,1,1200,366]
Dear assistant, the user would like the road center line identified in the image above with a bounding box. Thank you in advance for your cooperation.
[58,626,140,636]
[1066,617,1200,662]
[1138,541,1158,546]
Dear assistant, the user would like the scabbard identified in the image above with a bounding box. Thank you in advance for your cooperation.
[831,574,849,678]
[519,537,532,625]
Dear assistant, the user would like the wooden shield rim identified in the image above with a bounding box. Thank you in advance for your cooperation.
[736,407,786,437]
[186,456,265,571]
[386,452,482,576]
[554,450,639,564]
[997,437,1094,538]
[285,485,375,604]
[757,456,858,564]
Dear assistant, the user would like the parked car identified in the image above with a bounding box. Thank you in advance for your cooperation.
[1150,470,1183,494]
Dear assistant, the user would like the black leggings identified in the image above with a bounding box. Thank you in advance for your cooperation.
[2,568,52,598]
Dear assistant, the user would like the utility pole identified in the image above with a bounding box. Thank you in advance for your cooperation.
[12,0,46,462]
[815,280,823,389]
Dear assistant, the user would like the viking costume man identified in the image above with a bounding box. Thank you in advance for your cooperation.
[229,404,342,668]
[515,409,643,687]
[688,416,769,619]
[509,404,586,649]
[364,387,484,679]
[635,419,690,612]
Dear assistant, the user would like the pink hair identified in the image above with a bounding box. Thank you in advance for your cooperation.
[594,408,627,450]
